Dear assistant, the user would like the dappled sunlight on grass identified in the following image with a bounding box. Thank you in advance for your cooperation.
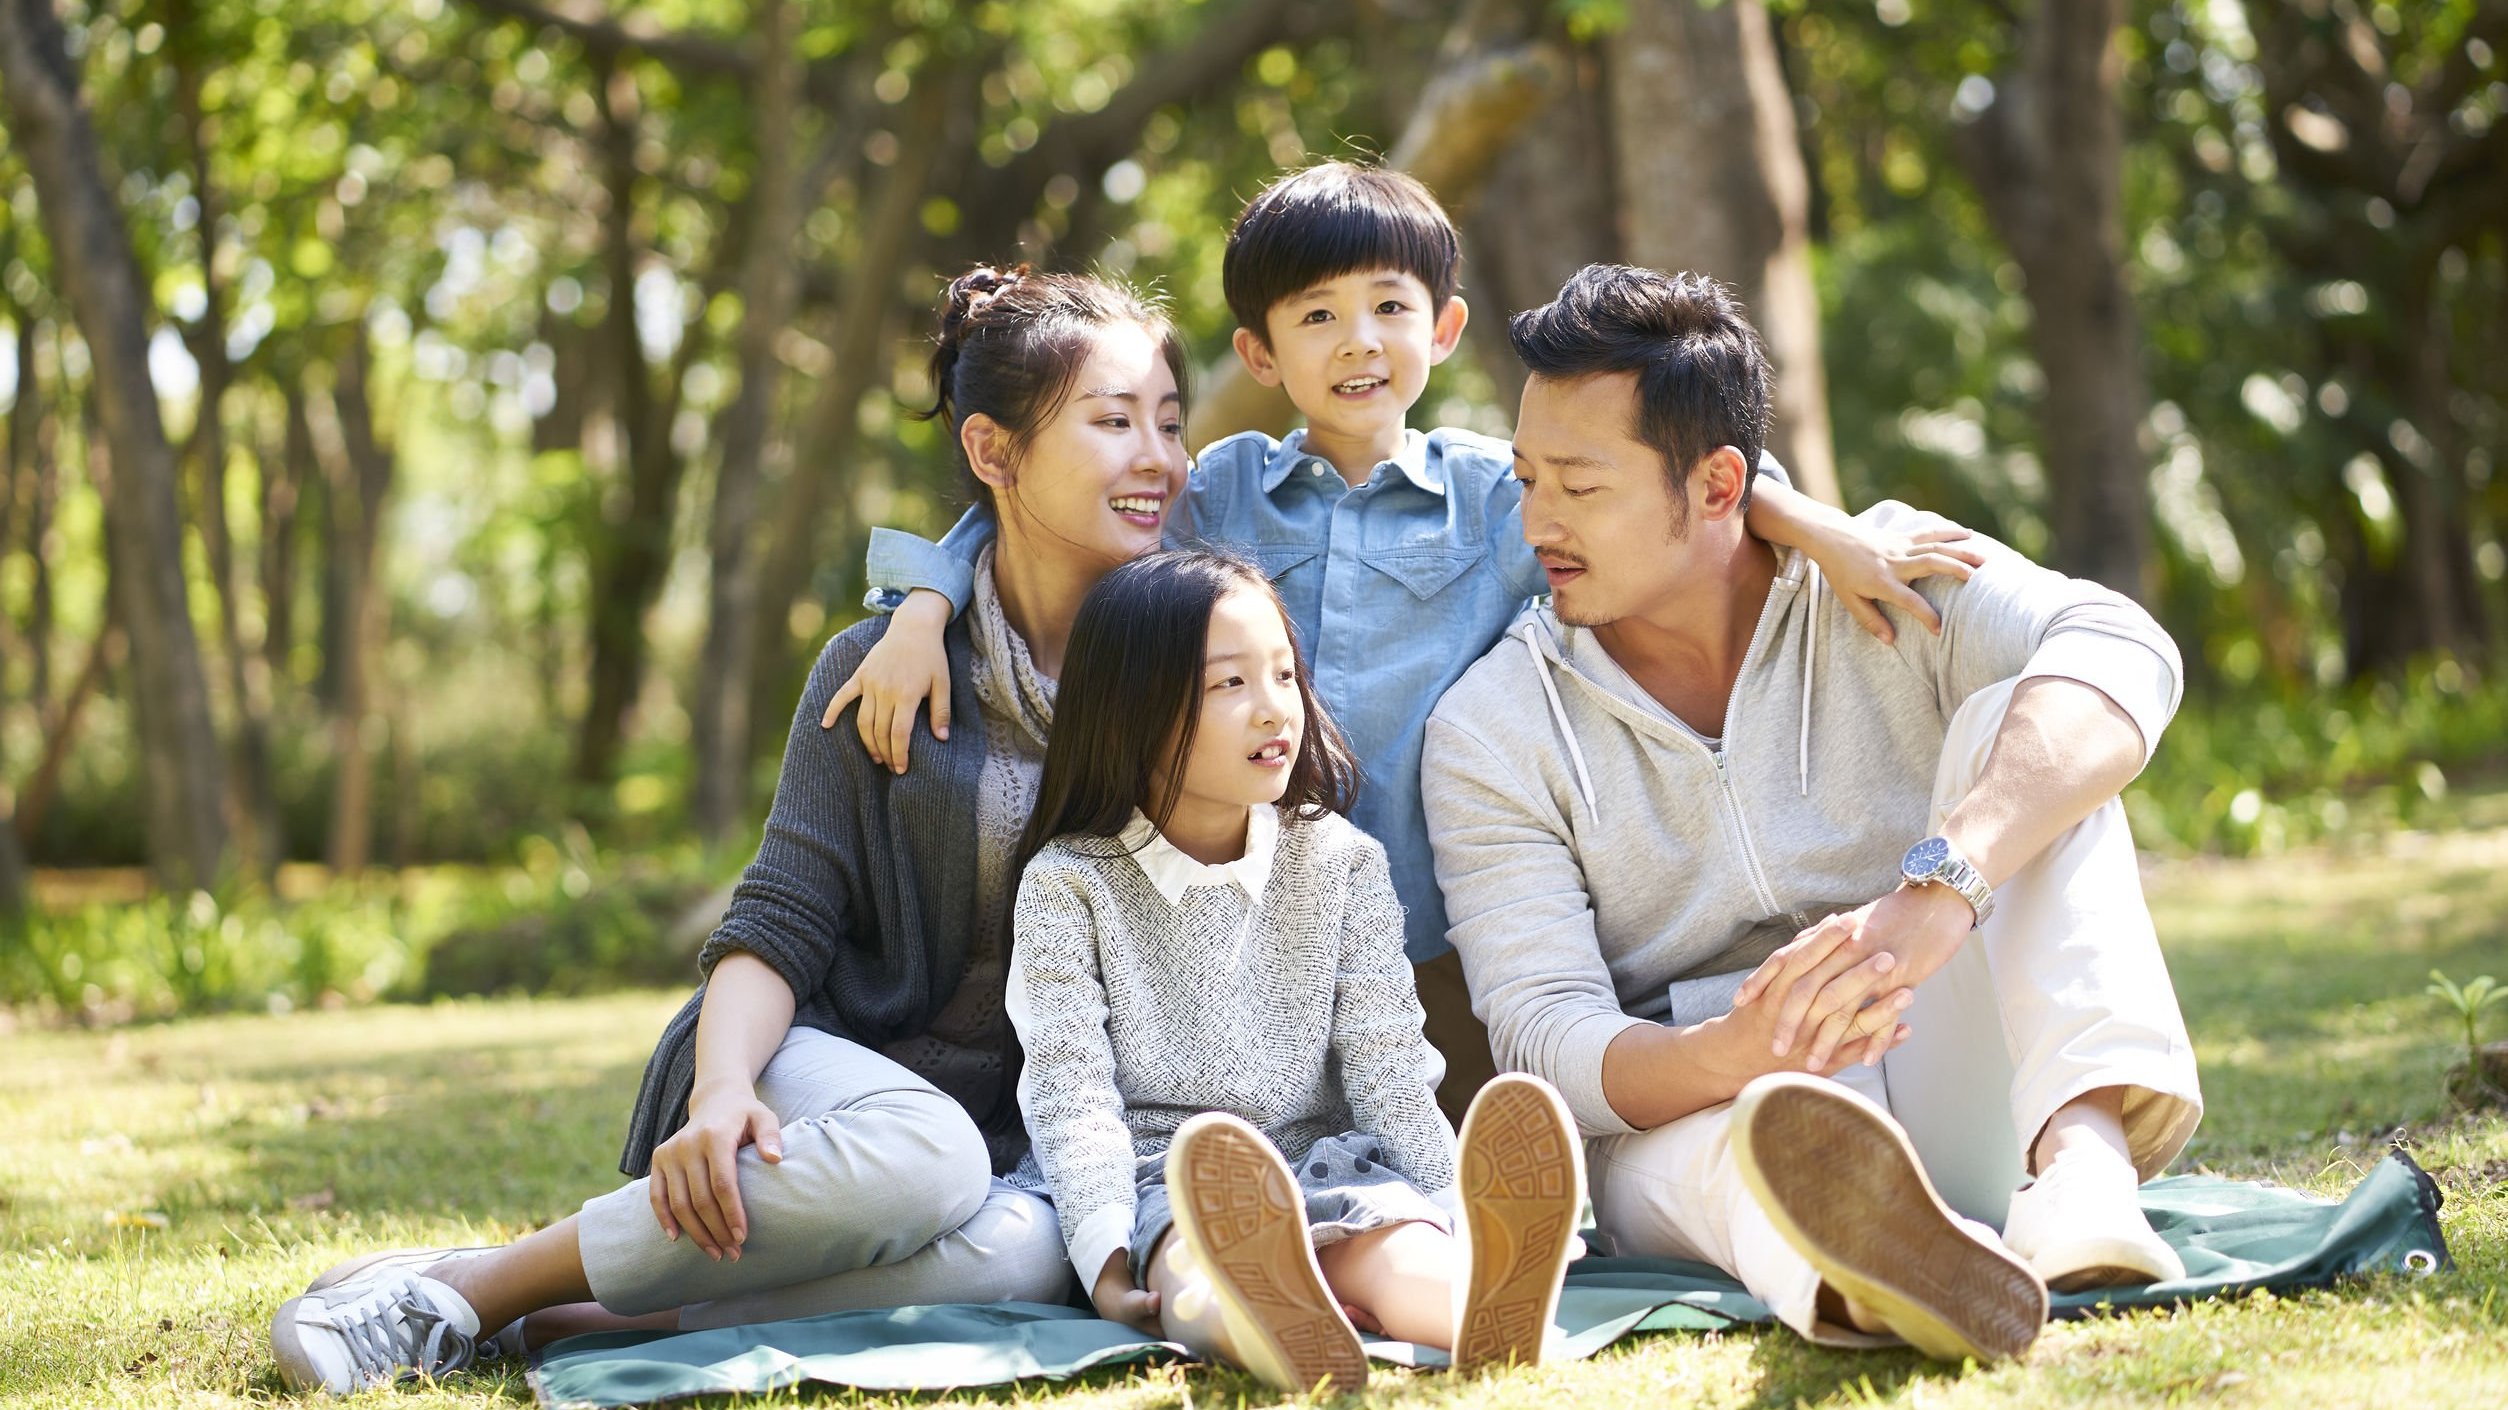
[5,825,2507,1407]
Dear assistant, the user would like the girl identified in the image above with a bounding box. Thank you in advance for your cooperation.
[1006,548,1584,1394]
[270,264,1194,1395]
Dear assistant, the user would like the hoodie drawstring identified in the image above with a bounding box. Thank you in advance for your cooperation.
[1798,563,1818,797]
[1525,631,1599,822]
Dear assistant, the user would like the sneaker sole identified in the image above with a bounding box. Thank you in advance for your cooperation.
[1453,1074,1583,1374]
[1731,1074,2046,1363]
[1166,1114,1368,1396]
[2035,1238,2181,1294]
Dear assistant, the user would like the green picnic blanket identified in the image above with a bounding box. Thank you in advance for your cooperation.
[530,1153,2448,1409]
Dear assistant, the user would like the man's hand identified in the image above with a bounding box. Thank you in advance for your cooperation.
[821,589,954,773]
[1734,885,1976,1068]
[1091,1251,1163,1335]
[648,1077,785,1260]
[1703,966,1916,1085]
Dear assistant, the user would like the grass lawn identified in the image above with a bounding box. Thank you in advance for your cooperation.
[4,815,2506,1410]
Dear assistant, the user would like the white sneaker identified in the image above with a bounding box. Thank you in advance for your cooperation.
[305,1246,529,1364]
[2001,1151,2185,1292]
[1452,1073,1583,1375]
[271,1268,483,1395]
[1165,1112,1368,1396]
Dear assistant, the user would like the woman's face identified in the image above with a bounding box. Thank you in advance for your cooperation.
[990,322,1188,571]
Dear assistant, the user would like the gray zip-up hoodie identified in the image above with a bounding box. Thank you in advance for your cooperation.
[1420,501,2182,1138]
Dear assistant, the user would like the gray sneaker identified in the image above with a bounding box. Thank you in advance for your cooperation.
[271,1268,483,1395]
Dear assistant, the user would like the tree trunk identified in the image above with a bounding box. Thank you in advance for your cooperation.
[0,312,21,921]
[173,11,283,876]
[323,331,394,874]
[0,0,227,891]
[1950,0,2154,599]
[2397,256,2489,659]
[746,72,955,756]
[9,315,44,709]
[1459,44,1619,420]
[574,56,701,797]
[691,0,805,842]
[262,380,310,682]
[29,333,59,715]
[1604,0,1839,505]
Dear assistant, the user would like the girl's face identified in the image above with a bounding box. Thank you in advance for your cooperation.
[987,322,1188,570]
[1158,582,1305,828]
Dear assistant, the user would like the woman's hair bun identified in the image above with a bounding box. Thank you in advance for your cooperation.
[938,263,1031,345]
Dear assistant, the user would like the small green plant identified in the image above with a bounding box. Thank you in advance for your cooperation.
[2426,968,2508,1108]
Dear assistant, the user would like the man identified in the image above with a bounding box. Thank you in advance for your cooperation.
[1422,264,2203,1361]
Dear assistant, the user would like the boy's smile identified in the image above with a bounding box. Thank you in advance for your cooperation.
[1231,267,1468,483]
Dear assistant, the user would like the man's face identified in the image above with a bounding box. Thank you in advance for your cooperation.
[1512,371,1722,628]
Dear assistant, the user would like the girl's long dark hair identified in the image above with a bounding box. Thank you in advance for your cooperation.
[1015,549,1358,876]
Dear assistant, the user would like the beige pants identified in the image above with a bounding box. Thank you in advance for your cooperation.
[1586,678,2204,1343]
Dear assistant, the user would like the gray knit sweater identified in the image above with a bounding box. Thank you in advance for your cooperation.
[620,612,1028,1176]
[1005,806,1456,1285]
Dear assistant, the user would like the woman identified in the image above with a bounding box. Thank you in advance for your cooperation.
[270,263,1193,1394]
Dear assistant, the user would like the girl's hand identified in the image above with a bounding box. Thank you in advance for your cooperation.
[647,1079,785,1261]
[820,589,953,773]
[1090,1252,1163,1336]
[1807,514,1985,645]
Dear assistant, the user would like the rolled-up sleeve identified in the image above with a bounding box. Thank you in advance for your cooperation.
[1422,716,1650,1138]
[1869,501,2185,763]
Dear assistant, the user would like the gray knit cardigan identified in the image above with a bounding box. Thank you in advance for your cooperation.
[619,613,1018,1176]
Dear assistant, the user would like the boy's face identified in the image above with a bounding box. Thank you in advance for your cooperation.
[1231,268,1467,455]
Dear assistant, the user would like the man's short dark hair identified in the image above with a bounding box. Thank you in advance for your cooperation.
[1508,265,1772,520]
[1223,161,1461,341]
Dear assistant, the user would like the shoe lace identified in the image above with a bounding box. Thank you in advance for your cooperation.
[319,1279,478,1385]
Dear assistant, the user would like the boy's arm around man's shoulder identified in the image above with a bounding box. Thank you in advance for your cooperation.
[1861,499,2184,763]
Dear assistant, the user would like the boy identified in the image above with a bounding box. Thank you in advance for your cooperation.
[830,162,1972,1119]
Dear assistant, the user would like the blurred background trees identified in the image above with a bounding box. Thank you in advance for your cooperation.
[0,0,2499,919]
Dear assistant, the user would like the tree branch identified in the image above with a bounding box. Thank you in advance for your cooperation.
[462,0,750,76]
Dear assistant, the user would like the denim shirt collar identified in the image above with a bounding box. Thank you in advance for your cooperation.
[1258,427,1445,498]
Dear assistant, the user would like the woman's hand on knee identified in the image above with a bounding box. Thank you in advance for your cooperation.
[650,1082,785,1260]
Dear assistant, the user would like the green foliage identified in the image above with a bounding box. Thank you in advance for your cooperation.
[2127,662,2508,855]
[2427,967,2508,1107]
[0,832,727,1020]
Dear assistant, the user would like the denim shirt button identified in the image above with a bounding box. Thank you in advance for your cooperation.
[1308,459,1327,476]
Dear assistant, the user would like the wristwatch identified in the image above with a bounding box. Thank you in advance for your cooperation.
[1900,835,1994,927]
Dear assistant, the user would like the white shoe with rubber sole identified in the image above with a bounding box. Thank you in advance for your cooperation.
[1731,1072,2047,1363]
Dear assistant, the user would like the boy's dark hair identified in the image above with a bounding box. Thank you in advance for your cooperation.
[1507,264,1771,525]
[918,263,1190,508]
[1222,161,1461,341]
[1015,548,1358,877]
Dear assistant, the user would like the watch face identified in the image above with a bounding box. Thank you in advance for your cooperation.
[1902,836,1950,879]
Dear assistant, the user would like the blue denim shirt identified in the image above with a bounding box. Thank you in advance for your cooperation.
[866,426,1545,963]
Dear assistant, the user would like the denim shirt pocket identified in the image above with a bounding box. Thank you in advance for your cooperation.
[1363,548,1480,602]
[1251,545,1322,583]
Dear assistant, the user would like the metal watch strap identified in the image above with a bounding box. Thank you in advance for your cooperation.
[1904,835,1995,927]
